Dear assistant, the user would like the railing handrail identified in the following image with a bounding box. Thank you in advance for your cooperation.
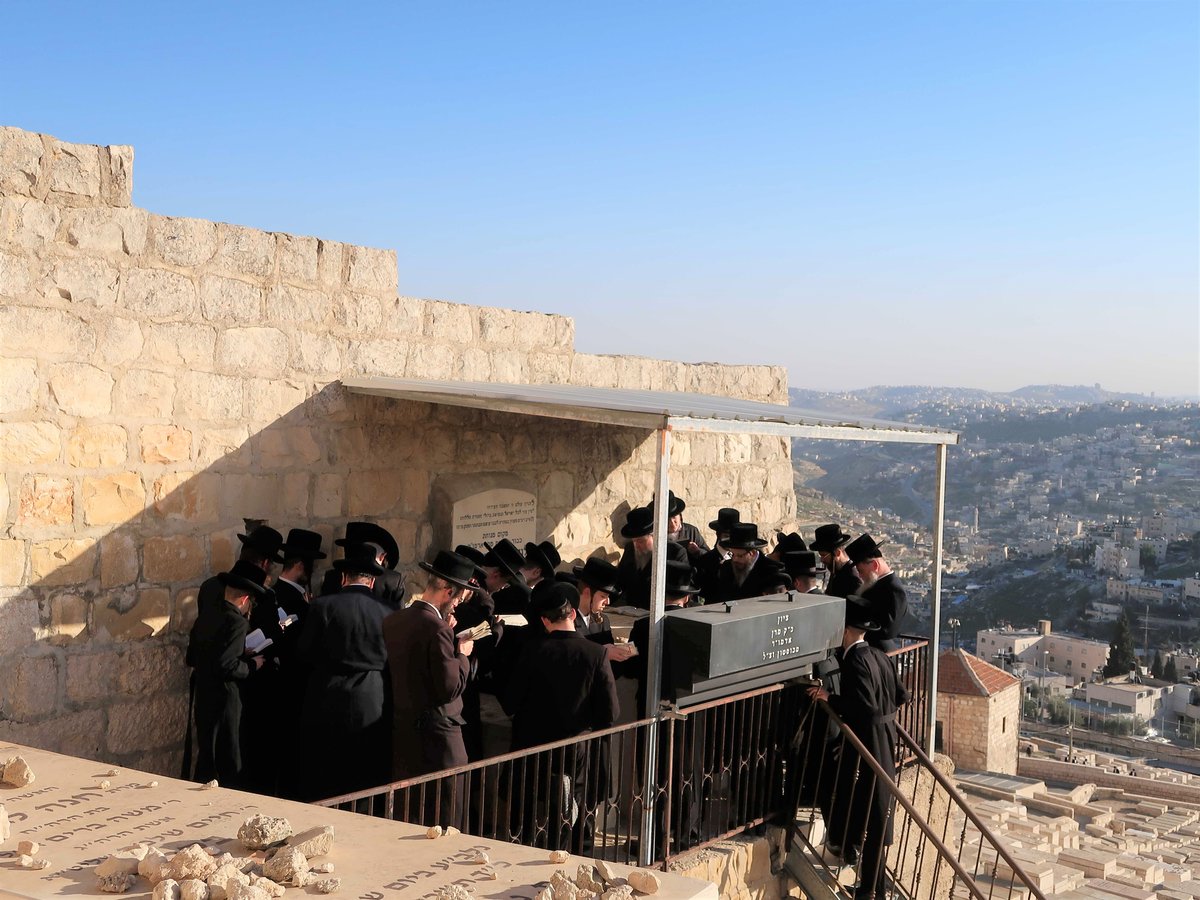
[895,724,1049,900]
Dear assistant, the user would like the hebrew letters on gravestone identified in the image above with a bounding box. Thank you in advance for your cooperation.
[452,487,537,551]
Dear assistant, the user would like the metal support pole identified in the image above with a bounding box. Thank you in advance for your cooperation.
[926,443,948,756]
[639,422,672,866]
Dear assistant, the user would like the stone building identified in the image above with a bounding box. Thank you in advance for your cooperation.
[935,648,1021,775]
[976,619,1109,684]
[0,125,798,776]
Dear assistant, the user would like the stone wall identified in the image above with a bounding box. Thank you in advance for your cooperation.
[0,126,795,775]
[936,685,1019,775]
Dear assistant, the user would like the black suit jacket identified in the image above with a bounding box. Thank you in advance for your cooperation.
[615,540,689,609]
[504,630,619,751]
[826,563,863,599]
[861,573,908,649]
[185,595,254,782]
[710,554,789,604]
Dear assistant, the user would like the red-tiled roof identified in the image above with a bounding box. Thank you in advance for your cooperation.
[938,648,1021,697]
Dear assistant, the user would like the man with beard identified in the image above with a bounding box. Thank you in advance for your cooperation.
[811,523,863,599]
[845,534,909,652]
[649,491,708,562]
[710,523,790,603]
[695,508,739,602]
[195,524,285,617]
[615,506,689,609]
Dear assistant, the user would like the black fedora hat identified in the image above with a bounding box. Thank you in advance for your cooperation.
[621,506,655,539]
[775,532,808,555]
[419,550,479,592]
[724,523,767,550]
[648,491,685,518]
[782,550,827,578]
[237,525,286,563]
[810,523,853,553]
[283,528,327,560]
[529,580,579,619]
[454,545,489,582]
[336,522,399,571]
[844,594,881,631]
[218,559,272,597]
[483,538,527,581]
[572,557,621,596]
[524,540,561,578]
[845,533,887,565]
[333,542,387,577]
[708,508,741,533]
[664,559,701,596]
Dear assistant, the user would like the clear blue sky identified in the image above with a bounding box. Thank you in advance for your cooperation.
[6,1,1198,397]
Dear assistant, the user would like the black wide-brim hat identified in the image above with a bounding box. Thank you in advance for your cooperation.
[782,550,827,578]
[333,541,388,577]
[524,540,561,577]
[845,533,886,565]
[844,594,881,632]
[572,557,621,596]
[708,507,741,532]
[283,528,327,560]
[237,525,286,564]
[775,532,808,555]
[621,506,655,539]
[218,559,272,597]
[336,521,399,571]
[483,538,526,581]
[649,490,685,519]
[419,550,479,592]
[454,545,489,582]
[810,523,853,553]
[664,559,701,596]
[723,523,768,550]
[529,580,579,618]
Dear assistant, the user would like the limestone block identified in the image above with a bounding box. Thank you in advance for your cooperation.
[278,234,319,283]
[100,531,140,588]
[266,282,328,327]
[215,327,288,377]
[195,427,250,466]
[0,540,25,586]
[0,306,95,358]
[176,372,243,421]
[0,358,39,414]
[286,826,333,859]
[279,473,309,518]
[66,424,128,468]
[316,239,344,288]
[47,591,88,638]
[0,595,39,652]
[347,337,408,376]
[476,307,513,345]
[95,317,145,367]
[64,207,148,255]
[528,352,570,384]
[459,347,491,380]
[333,292,383,332]
[243,378,307,422]
[108,689,187,752]
[345,245,395,293]
[422,300,474,341]
[173,586,199,632]
[1,654,59,719]
[47,140,101,199]
[17,475,74,528]
[143,535,205,583]
[152,472,219,523]
[114,369,174,418]
[82,473,146,526]
[49,362,114,416]
[118,643,184,694]
[256,426,323,468]
[152,215,218,267]
[6,197,60,251]
[218,474,276,519]
[347,469,427,518]
[50,254,119,306]
[123,268,198,318]
[404,341,456,379]
[739,465,768,497]
[291,331,343,374]
[66,652,118,703]
[379,295,423,336]
[143,322,217,369]
[238,815,292,849]
[311,474,342,518]
[488,349,525,383]
[106,145,134,207]
[0,126,44,196]
[0,248,32,297]
[140,425,192,464]
[200,275,262,323]
[216,225,275,279]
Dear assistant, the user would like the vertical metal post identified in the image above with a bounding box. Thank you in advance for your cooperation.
[926,442,948,756]
[640,421,672,866]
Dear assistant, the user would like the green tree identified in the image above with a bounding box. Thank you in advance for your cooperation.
[1152,651,1164,679]
[1103,610,1139,678]
[1165,657,1179,682]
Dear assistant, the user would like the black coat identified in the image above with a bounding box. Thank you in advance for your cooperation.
[493,580,532,616]
[578,613,613,645]
[296,584,391,799]
[504,630,619,751]
[861,573,909,650]
[384,601,472,778]
[672,522,709,557]
[622,605,694,718]
[185,595,255,786]
[710,553,789,604]
[694,547,726,603]
[825,562,863,599]
[615,541,689,610]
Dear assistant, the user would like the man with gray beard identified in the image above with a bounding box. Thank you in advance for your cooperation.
[845,534,909,652]
[615,506,689,609]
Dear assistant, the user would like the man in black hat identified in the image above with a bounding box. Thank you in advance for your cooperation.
[769,531,808,562]
[810,523,862,599]
[483,538,532,616]
[384,551,478,787]
[522,540,561,589]
[572,558,636,663]
[183,560,270,788]
[328,521,407,609]
[615,506,689,610]
[709,523,789,604]
[695,508,739,601]
[781,550,827,594]
[650,491,709,561]
[806,596,908,900]
[294,542,393,800]
[845,534,909,652]
[196,524,285,617]
[451,544,505,761]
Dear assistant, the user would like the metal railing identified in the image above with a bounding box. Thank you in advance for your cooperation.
[890,636,930,762]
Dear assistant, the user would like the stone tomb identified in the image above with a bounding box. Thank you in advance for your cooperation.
[0,742,715,899]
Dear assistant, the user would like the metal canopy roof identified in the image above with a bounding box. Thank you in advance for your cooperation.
[342,376,960,445]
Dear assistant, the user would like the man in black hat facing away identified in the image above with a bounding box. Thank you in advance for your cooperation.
[649,491,709,561]
[183,560,270,787]
[327,521,407,610]
[845,534,909,652]
[769,531,808,562]
[709,523,790,604]
[522,539,561,589]
[806,596,907,900]
[295,542,393,800]
[196,524,285,616]
[695,507,739,602]
[781,550,827,594]
[811,523,863,599]
[615,506,689,610]
[483,538,532,616]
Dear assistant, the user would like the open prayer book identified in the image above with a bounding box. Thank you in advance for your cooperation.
[244,628,273,654]
[457,621,492,642]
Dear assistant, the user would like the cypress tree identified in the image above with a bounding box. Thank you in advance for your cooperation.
[1103,610,1138,678]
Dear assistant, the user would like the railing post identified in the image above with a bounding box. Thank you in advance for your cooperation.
[927,442,948,755]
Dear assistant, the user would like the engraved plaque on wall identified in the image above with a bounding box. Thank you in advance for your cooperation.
[452,487,537,551]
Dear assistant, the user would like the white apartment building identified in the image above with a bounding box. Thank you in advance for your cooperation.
[976,620,1110,683]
